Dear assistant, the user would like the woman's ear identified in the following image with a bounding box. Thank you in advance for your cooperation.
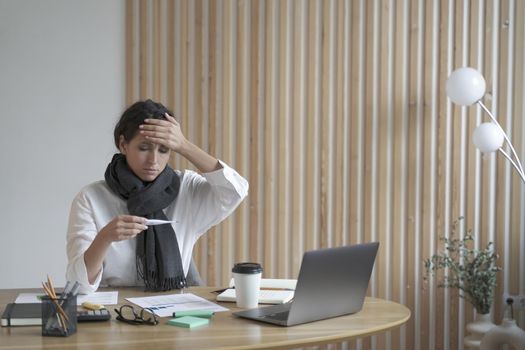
[118,135,128,155]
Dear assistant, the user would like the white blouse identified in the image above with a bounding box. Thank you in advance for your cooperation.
[66,160,248,294]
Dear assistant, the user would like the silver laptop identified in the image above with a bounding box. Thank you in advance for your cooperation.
[233,242,379,326]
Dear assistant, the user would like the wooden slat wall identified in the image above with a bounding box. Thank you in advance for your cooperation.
[125,1,525,349]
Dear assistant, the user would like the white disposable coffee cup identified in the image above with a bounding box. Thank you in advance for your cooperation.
[232,262,263,308]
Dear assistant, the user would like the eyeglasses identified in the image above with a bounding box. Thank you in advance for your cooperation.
[114,305,159,325]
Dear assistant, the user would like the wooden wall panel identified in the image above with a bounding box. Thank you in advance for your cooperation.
[125,1,525,349]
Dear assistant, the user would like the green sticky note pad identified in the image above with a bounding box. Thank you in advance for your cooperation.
[167,316,209,328]
[173,310,214,318]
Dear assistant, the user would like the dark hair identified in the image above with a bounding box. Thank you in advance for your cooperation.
[113,99,174,149]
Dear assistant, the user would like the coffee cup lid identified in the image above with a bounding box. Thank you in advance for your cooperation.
[232,262,263,274]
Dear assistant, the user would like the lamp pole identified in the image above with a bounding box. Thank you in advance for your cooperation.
[476,101,525,184]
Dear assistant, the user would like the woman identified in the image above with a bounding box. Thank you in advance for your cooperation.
[66,99,248,293]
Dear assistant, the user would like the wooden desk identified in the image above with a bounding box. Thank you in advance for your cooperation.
[1,287,410,349]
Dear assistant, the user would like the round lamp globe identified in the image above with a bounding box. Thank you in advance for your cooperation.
[446,67,486,106]
[472,123,504,153]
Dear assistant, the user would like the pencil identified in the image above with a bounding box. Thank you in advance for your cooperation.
[42,278,69,334]
[42,283,69,320]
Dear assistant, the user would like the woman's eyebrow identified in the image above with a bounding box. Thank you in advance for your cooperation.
[139,141,155,146]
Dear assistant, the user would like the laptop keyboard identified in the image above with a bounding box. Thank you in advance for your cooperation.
[262,311,289,321]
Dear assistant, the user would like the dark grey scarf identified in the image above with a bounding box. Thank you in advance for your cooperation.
[104,153,187,291]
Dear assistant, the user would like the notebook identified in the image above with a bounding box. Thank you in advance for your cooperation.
[229,278,297,290]
[1,303,41,326]
[216,288,294,304]
[233,242,379,326]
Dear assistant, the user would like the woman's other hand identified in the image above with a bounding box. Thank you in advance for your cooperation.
[139,113,187,153]
[84,215,147,284]
[99,215,148,242]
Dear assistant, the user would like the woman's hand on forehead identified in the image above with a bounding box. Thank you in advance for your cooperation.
[139,113,187,153]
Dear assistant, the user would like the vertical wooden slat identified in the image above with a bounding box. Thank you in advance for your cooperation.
[324,0,336,250]
[392,0,409,348]
[497,0,511,325]
[504,0,519,320]
[305,0,321,253]
[212,0,224,284]
[203,0,211,278]
[249,0,265,265]
[340,0,350,250]
[481,0,501,340]
[517,0,525,329]
[174,0,182,119]
[247,0,260,264]
[264,0,278,278]
[166,0,175,110]
[277,0,291,277]
[440,2,454,349]
[410,0,426,348]
[206,0,218,286]
[126,1,525,348]
[320,0,328,250]
[457,1,470,344]
[138,0,148,98]
[221,0,234,281]
[376,0,393,347]
[178,0,188,170]
[187,0,197,155]
[237,0,250,263]
[341,0,351,250]
[159,0,168,104]
[152,0,160,100]
[125,0,136,104]
[432,1,443,347]
[350,0,365,249]
[487,0,499,251]
[291,0,307,274]
[334,0,344,250]
[191,0,203,275]
[471,0,485,276]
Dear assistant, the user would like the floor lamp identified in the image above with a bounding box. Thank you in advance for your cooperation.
[446,67,525,184]
[447,67,525,349]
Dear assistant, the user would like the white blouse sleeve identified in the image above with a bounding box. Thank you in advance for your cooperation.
[180,160,248,237]
[65,191,103,294]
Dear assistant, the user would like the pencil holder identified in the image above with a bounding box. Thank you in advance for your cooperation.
[41,295,77,337]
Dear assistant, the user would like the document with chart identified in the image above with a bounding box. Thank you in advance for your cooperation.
[126,293,228,317]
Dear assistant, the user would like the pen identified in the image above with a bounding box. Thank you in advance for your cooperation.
[211,287,233,294]
[172,310,214,318]
[261,288,295,291]
[69,281,80,296]
[62,281,71,296]
[212,287,294,294]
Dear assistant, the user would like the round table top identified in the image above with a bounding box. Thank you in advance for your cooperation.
[0,287,410,349]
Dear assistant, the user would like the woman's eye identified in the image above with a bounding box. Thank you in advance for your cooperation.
[159,147,169,154]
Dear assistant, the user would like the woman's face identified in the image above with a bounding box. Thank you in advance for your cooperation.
[119,134,170,182]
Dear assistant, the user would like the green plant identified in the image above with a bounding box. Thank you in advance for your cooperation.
[424,217,501,314]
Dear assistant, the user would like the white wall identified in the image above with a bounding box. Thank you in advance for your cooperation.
[0,0,125,288]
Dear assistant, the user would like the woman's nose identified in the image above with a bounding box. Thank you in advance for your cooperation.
[147,151,158,164]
